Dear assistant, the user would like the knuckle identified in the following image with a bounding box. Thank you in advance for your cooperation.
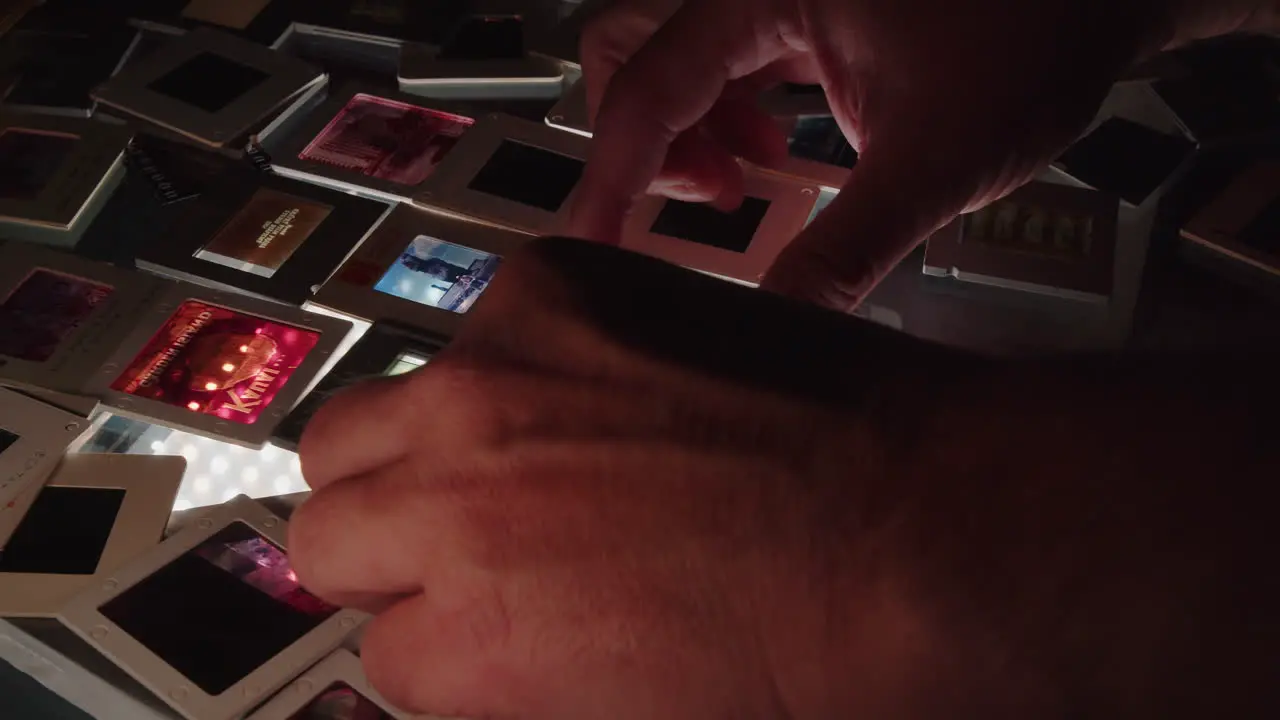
[284,499,328,589]
[296,384,371,473]
[426,364,509,440]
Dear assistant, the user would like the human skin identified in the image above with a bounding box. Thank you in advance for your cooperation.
[291,239,1279,719]
[567,0,1278,310]
[288,1,1280,717]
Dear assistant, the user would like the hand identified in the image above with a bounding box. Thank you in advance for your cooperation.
[290,240,1280,718]
[290,238,965,719]
[567,0,1264,311]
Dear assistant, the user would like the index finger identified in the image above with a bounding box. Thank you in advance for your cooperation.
[565,0,794,242]
[578,0,681,124]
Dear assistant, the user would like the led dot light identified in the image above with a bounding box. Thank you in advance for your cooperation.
[192,475,212,496]
[71,306,373,513]
[273,475,293,496]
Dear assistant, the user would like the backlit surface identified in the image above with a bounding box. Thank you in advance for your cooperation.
[385,352,427,377]
[77,309,371,513]
[110,302,321,425]
[0,268,113,362]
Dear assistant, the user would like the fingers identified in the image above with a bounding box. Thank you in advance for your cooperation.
[579,0,682,124]
[297,375,417,492]
[761,137,971,311]
[288,466,434,607]
[703,92,791,171]
[648,129,745,207]
[567,0,793,243]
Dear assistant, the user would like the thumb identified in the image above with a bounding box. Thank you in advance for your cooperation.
[760,142,970,312]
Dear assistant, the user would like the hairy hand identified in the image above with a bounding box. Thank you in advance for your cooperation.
[290,239,960,719]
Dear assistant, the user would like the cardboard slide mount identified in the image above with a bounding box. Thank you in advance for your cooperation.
[0,454,185,618]
[59,495,368,720]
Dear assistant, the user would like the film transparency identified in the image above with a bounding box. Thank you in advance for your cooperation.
[923,181,1121,302]
[0,112,132,246]
[273,319,448,449]
[0,243,168,395]
[0,453,184,618]
[93,28,324,148]
[312,202,528,332]
[619,171,821,285]
[415,113,588,235]
[263,83,480,204]
[133,167,391,305]
[60,495,366,720]
[246,649,413,720]
[85,285,353,447]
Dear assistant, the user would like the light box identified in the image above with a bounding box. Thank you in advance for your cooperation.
[59,494,367,720]
[0,453,184,618]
